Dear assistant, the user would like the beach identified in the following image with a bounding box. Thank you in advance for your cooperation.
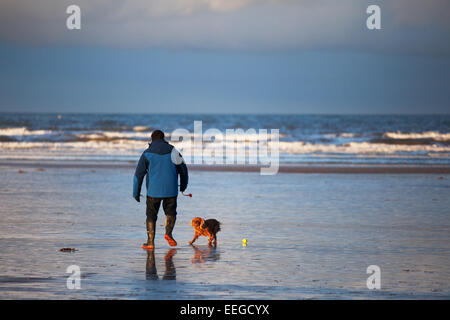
[0,162,449,299]
[2,0,450,304]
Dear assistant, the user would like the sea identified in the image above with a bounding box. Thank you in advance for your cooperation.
[0,113,449,165]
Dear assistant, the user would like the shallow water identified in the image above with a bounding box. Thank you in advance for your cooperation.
[0,165,449,299]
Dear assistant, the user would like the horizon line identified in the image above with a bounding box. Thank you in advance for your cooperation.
[1,111,449,116]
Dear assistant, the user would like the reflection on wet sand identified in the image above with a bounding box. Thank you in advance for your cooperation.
[190,245,220,265]
[145,249,158,280]
[145,249,177,280]
[163,249,177,280]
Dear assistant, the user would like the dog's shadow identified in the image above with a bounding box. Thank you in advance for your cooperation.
[190,244,220,265]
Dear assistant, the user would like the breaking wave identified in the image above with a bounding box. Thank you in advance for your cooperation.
[0,128,449,164]
[0,112,449,165]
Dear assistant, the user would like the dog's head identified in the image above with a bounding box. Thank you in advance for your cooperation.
[191,217,204,230]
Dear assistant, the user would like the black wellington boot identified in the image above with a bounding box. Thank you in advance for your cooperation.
[142,218,155,249]
[164,215,177,247]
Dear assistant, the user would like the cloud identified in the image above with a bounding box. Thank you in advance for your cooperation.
[0,0,449,55]
[390,0,450,27]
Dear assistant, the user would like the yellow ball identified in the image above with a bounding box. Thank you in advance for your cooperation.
[242,239,247,246]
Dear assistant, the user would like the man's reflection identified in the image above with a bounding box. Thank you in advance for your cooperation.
[145,249,177,280]
[163,248,177,280]
[145,249,158,280]
[190,244,220,265]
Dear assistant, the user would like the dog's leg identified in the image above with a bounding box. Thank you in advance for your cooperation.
[213,234,217,247]
[208,234,214,247]
[189,232,199,245]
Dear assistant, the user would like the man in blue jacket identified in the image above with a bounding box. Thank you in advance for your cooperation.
[133,130,188,249]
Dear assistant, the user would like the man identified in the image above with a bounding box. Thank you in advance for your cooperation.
[133,130,188,249]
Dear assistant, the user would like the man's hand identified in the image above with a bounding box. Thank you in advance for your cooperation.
[134,196,140,202]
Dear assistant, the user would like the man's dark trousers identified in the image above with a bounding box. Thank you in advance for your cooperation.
[146,196,177,222]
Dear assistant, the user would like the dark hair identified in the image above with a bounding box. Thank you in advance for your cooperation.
[151,130,165,141]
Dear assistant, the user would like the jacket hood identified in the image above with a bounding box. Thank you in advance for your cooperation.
[147,139,173,155]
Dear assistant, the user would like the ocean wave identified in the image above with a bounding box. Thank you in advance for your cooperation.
[370,138,441,146]
[0,127,53,136]
[0,127,285,143]
[383,131,450,142]
[2,139,449,155]
[75,131,151,141]
[339,133,357,138]
[133,126,152,132]
[1,125,449,163]
[276,141,450,155]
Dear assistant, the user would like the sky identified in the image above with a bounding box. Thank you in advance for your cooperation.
[0,0,449,114]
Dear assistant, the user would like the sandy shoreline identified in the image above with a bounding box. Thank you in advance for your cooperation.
[1,167,449,299]
[0,160,449,174]
[1,164,449,299]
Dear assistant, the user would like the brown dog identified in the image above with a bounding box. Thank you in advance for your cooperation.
[189,217,221,247]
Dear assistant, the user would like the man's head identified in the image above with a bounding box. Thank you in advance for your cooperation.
[151,129,165,141]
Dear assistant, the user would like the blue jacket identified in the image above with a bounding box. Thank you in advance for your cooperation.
[133,139,188,198]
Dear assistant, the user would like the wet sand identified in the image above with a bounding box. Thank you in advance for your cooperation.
[1,160,449,174]
[0,163,449,299]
